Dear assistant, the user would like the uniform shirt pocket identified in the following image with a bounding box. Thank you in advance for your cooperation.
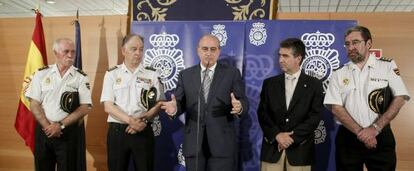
[340,84,355,102]
[41,84,54,92]
[113,84,129,104]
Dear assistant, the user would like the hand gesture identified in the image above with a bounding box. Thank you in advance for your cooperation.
[161,94,177,117]
[230,92,242,115]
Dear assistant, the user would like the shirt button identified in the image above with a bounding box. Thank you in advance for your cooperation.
[285,118,289,122]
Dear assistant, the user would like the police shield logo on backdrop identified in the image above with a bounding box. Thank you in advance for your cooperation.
[211,24,228,47]
[144,33,185,92]
[249,22,267,46]
[300,31,341,144]
[301,31,340,91]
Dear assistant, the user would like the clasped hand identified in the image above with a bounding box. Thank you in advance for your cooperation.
[276,131,294,152]
[43,122,63,138]
[126,116,147,134]
[357,127,378,149]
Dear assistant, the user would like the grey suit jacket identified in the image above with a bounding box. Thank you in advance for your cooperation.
[174,62,248,157]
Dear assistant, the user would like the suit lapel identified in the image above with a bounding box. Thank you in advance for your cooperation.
[287,73,308,112]
[206,64,224,105]
[192,66,202,97]
[275,76,288,111]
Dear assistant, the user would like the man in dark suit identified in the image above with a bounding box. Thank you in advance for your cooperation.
[161,34,248,171]
[257,38,324,171]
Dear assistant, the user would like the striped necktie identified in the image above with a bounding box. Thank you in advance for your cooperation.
[203,69,212,102]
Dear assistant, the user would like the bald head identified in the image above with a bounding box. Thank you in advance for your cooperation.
[197,34,221,68]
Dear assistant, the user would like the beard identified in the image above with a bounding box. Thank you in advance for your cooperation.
[348,50,365,63]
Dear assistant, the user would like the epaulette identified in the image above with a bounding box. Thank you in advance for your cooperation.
[333,65,344,71]
[38,65,49,71]
[76,69,87,76]
[379,57,393,62]
[145,66,156,71]
[107,66,118,72]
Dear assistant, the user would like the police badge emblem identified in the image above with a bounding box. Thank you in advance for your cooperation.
[314,120,327,144]
[301,31,341,90]
[144,33,185,92]
[211,24,228,47]
[249,22,267,46]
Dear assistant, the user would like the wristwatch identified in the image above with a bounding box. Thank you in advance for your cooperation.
[58,121,65,130]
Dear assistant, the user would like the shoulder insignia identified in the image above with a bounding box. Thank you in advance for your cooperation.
[145,66,156,71]
[333,65,344,71]
[38,65,49,71]
[379,57,393,62]
[107,66,118,72]
[76,69,87,76]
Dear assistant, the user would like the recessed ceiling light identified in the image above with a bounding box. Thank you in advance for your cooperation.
[0,2,3,6]
[45,0,56,4]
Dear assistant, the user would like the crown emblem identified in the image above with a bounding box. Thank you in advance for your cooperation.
[301,31,335,48]
[252,22,265,28]
[149,32,180,48]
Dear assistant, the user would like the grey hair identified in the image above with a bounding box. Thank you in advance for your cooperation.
[52,38,73,52]
[122,34,144,47]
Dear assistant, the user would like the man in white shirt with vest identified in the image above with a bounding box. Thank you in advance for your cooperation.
[324,25,410,171]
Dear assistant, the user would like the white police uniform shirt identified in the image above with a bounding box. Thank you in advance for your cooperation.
[25,64,92,122]
[100,63,165,123]
[324,54,410,128]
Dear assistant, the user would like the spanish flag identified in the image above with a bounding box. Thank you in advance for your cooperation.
[14,11,48,153]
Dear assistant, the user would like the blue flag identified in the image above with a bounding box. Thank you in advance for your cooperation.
[74,20,82,69]
[73,17,86,171]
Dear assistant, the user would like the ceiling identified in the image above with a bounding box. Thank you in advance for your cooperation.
[0,0,128,18]
[0,0,413,18]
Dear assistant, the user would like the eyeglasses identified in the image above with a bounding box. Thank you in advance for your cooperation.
[344,39,365,48]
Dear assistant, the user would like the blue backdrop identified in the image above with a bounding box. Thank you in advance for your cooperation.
[131,20,356,171]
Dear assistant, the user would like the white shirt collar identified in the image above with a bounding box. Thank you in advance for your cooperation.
[285,70,301,80]
[120,62,143,74]
[200,62,217,72]
[51,64,76,77]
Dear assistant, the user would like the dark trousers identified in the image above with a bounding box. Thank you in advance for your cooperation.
[185,129,236,171]
[336,125,396,171]
[107,122,154,171]
[34,123,80,171]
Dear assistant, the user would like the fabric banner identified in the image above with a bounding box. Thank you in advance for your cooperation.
[131,0,276,21]
[131,20,356,171]
[14,11,48,153]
